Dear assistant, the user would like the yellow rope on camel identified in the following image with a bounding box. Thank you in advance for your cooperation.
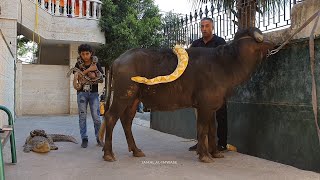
[131,45,189,85]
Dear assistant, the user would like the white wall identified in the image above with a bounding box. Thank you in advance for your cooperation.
[20,64,70,115]
[264,0,320,44]
[69,44,79,114]
[0,31,15,126]
[1,0,18,120]
[15,45,106,116]
[0,0,18,58]
[1,0,105,117]
[18,0,105,44]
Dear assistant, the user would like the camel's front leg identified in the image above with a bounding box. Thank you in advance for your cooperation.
[208,111,224,158]
[196,108,214,163]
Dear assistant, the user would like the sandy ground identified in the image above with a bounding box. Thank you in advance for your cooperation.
[2,115,319,180]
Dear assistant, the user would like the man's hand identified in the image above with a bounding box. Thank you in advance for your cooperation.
[88,72,97,79]
[83,65,97,75]
[73,72,82,90]
[87,65,97,72]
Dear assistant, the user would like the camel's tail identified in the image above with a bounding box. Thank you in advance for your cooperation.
[98,64,113,144]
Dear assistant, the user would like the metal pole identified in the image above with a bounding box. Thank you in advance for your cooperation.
[0,106,17,164]
[0,105,17,180]
[0,138,4,180]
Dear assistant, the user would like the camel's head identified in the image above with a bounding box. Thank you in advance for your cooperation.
[234,27,275,61]
[234,27,264,42]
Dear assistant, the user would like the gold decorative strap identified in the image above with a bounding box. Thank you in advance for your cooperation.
[131,45,189,85]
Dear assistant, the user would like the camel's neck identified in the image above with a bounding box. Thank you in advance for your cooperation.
[234,60,259,86]
[226,44,261,87]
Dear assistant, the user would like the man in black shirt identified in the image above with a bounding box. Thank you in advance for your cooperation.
[189,17,228,152]
[74,44,104,148]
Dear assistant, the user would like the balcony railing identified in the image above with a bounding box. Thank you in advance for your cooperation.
[35,0,102,20]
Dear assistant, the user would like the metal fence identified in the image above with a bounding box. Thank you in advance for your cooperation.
[161,0,303,48]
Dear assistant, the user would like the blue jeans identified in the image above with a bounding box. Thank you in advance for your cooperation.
[137,102,144,112]
[77,92,101,140]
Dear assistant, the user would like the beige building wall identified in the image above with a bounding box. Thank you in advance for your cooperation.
[0,31,15,126]
[15,61,22,117]
[0,0,18,58]
[18,0,105,44]
[69,44,80,114]
[265,0,320,44]
[0,0,18,120]
[40,44,70,65]
[20,64,70,115]
[290,0,320,39]
[0,19,17,58]
[1,0,105,117]
[15,44,106,116]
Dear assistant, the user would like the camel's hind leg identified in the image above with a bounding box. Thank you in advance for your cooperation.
[120,99,145,157]
[99,79,140,161]
[100,99,127,162]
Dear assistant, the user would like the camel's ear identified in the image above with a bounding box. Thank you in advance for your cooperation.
[253,29,264,43]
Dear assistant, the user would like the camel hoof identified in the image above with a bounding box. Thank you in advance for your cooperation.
[199,155,214,163]
[133,150,146,157]
[211,152,224,158]
[103,154,116,162]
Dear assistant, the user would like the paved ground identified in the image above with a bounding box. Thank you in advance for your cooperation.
[2,114,319,180]
[135,111,150,121]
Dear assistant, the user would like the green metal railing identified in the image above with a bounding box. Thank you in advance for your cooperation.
[0,105,17,180]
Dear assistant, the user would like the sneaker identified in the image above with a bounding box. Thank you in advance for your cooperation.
[81,138,88,148]
[137,110,144,113]
[226,144,237,152]
[96,138,104,147]
[188,143,197,151]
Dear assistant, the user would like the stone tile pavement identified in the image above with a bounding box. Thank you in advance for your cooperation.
[1,115,319,180]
